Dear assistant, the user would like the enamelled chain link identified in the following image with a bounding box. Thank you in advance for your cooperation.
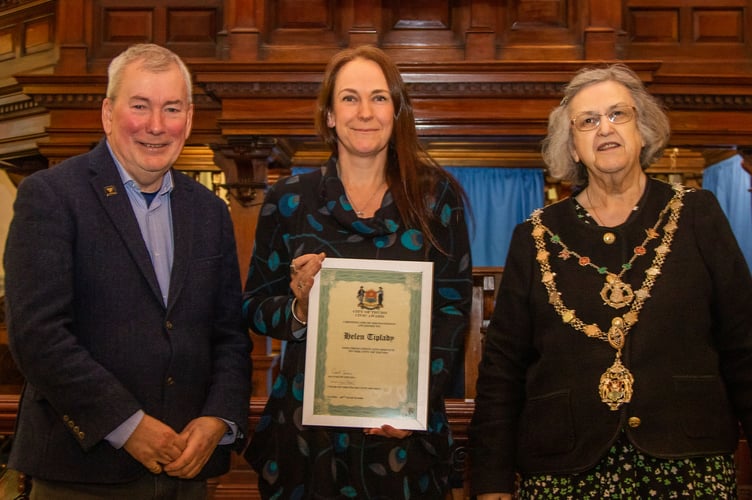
[529,184,687,410]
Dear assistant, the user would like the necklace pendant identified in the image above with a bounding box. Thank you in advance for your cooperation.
[602,232,616,244]
[606,319,625,349]
[599,355,634,410]
[600,277,634,309]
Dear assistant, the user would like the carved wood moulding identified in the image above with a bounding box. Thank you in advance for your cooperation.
[660,94,752,110]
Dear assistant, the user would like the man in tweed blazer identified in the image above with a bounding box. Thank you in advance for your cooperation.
[4,44,251,499]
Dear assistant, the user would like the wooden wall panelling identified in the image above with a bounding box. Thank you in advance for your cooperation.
[380,0,466,62]
[583,0,627,60]
[349,0,380,48]
[465,0,496,60]
[625,0,752,74]
[497,0,583,60]
[221,0,260,61]
[264,0,339,45]
[401,60,658,137]
[13,74,105,164]
[91,0,223,65]
[55,0,88,74]
[649,74,752,147]
[195,62,323,136]
[21,11,55,57]
[0,1,56,164]
[255,0,345,62]
[0,0,56,80]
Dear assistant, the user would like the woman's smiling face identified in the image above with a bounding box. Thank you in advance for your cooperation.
[327,57,395,163]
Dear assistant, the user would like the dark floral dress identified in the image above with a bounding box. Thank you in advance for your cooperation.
[242,158,472,499]
[520,432,737,499]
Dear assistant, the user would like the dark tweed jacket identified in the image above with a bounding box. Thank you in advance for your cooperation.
[470,177,752,494]
[4,139,252,483]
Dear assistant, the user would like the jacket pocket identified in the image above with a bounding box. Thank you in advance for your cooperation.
[519,389,575,456]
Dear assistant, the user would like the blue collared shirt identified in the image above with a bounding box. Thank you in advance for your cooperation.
[103,143,236,448]
[114,159,175,306]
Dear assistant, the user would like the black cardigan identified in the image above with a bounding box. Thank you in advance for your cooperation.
[469,178,752,494]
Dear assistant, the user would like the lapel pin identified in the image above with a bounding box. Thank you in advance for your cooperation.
[104,185,118,197]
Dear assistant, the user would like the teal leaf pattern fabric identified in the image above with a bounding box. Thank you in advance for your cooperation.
[242,158,472,499]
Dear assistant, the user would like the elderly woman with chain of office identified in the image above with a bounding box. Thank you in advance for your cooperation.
[470,64,752,499]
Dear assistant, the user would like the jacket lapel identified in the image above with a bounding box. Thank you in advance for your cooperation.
[166,172,194,312]
[88,141,165,307]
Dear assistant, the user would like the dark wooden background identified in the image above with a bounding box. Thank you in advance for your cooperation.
[1,1,751,497]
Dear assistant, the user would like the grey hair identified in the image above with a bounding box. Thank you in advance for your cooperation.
[106,44,193,104]
[541,64,670,186]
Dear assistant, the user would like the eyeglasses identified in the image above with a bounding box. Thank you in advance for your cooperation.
[571,105,636,132]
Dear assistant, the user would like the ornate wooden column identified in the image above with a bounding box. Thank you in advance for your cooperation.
[465,0,496,60]
[54,0,88,74]
[221,0,260,61]
[584,0,624,60]
[211,137,284,399]
[349,0,379,47]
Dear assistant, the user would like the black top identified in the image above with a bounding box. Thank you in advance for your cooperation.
[470,177,752,494]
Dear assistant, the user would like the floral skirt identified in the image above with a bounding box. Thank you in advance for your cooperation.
[519,434,737,499]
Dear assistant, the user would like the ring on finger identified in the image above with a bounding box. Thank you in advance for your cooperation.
[290,263,297,274]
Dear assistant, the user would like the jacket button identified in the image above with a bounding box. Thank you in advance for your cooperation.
[165,321,174,330]
[166,376,175,386]
[78,431,85,440]
[628,416,641,428]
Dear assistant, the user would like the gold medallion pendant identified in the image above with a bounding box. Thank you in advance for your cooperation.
[600,275,634,309]
[599,356,634,410]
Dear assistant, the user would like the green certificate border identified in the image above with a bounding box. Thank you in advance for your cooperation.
[302,258,433,430]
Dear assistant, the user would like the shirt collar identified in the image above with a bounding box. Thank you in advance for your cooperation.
[106,140,174,195]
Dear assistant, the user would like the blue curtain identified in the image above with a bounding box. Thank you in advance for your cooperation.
[292,166,545,267]
[445,167,544,267]
[702,155,752,271]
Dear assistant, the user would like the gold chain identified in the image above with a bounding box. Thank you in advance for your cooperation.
[530,184,687,409]
[545,195,670,309]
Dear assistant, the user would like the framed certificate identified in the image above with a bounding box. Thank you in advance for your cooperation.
[303,258,433,430]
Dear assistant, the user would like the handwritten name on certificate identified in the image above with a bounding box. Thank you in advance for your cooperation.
[303,258,433,430]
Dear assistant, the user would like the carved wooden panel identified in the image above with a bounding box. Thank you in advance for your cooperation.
[498,0,582,59]
[0,0,55,63]
[626,0,752,64]
[630,8,679,43]
[381,0,464,61]
[101,8,153,44]
[0,27,13,62]
[93,0,222,61]
[261,0,341,60]
[693,8,743,42]
[168,8,217,42]
[23,13,55,55]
